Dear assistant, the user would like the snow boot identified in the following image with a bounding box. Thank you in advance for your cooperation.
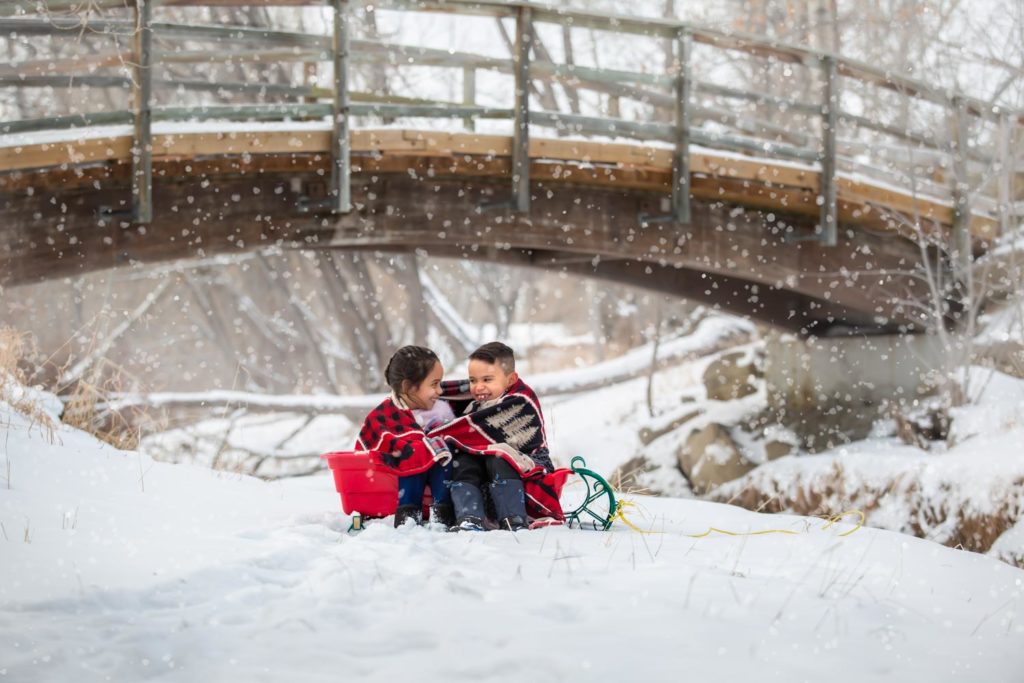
[450,481,486,531]
[394,504,422,528]
[499,516,528,532]
[431,501,456,528]
[451,517,485,532]
[490,478,528,531]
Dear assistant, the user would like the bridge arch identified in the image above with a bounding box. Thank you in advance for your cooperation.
[2,129,929,332]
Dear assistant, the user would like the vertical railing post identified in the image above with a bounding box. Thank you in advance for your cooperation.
[950,94,971,277]
[672,28,692,224]
[819,55,838,246]
[512,6,531,213]
[303,61,317,105]
[331,0,351,214]
[462,66,476,132]
[131,0,153,224]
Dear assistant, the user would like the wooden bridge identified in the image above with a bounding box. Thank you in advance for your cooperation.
[1,0,1021,334]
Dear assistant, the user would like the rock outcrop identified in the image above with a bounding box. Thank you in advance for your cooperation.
[676,422,757,494]
[702,350,759,401]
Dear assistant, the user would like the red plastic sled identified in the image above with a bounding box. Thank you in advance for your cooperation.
[321,450,399,518]
[321,450,432,519]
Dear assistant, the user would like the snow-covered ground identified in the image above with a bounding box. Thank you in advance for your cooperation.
[3,380,1024,682]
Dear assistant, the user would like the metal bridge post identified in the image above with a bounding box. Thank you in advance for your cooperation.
[950,94,971,277]
[819,55,838,246]
[672,28,692,224]
[512,6,532,213]
[462,67,476,132]
[331,0,351,214]
[131,0,153,224]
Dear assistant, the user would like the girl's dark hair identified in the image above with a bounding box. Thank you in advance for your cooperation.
[384,345,440,397]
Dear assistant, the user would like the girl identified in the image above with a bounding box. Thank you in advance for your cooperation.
[355,345,455,528]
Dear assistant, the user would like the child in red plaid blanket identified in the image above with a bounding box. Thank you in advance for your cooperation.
[355,346,456,528]
[441,342,555,531]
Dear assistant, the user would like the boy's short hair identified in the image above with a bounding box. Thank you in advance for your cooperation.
[469,341,516,374]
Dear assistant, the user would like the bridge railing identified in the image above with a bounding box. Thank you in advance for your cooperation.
[0,0,1020,249]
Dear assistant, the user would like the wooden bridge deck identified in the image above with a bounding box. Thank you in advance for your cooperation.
[0,125,997,244]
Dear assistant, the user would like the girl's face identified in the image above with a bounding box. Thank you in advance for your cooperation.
[404,360,444,410]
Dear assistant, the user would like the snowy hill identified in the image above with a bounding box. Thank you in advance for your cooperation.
[3,382,1023,682]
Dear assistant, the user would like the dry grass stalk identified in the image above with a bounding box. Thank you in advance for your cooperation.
[0,327,58,444]
[61,358,147,451]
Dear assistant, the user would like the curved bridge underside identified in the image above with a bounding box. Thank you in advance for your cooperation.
[0,128,969,334]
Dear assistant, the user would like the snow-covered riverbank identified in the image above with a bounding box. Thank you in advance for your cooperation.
[2,382,1022,682]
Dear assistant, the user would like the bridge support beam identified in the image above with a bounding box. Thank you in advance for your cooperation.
[512,6,532,213]
[818,55,838,246]
[672,28,692,225]
[131,0,153,224]
[331,0,351,214]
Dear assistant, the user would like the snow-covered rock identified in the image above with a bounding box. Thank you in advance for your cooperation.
[677,421,756,494]
[702,348,760,401]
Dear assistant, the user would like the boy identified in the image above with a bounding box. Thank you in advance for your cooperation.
[437,342,554,531]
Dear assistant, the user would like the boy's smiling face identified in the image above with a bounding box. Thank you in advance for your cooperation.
[468,358,518,403]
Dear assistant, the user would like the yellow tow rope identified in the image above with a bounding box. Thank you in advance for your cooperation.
[611,500,865,538]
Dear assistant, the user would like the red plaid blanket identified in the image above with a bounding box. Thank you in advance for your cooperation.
[354,397,440,475]
[432,379,567,520]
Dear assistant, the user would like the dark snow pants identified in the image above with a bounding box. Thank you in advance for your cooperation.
[397,461,452,507]
[451,452,520,486]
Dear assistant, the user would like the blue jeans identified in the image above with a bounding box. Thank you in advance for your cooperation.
[397,461,453,507]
